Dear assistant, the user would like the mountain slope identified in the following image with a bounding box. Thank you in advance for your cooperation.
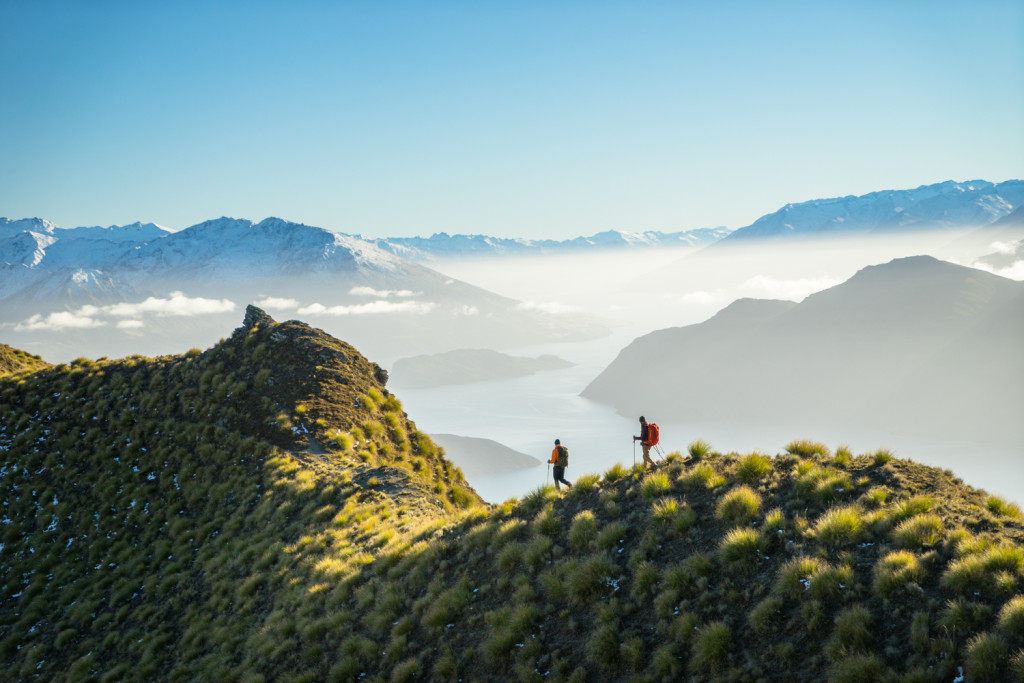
[2,315,1024,681]
[584,256,1024,448]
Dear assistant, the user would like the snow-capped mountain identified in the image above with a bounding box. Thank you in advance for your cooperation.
[0,216,612,362]
[56,221,171,243]
[722,179,1024,242]
[366,227,731,262]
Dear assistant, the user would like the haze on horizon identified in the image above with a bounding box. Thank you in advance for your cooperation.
[1,1,1022,239]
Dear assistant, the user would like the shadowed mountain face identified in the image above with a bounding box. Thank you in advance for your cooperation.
[584,256,1024,448]
[429,433,542,476]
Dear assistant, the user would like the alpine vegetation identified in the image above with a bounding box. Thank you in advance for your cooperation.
[1,310,1023,681]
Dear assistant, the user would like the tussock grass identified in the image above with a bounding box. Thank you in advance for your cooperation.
[749,596,783,634]
[603,463,628,483]
[814,505,865,546]
[831,445,853,467]
[764,507,786,534]
[569,510,599,549]
[719,527,766,566]
[828,605,873,656]
[940,598,993,635]
[736,452,770,482]
[870,448,894,465]
[874,550,924,595]
[775,557,825,598]
[795,462,852,504]
[943,544,1024,595]
[828,653,885,683]
[681,463,725,490]
[987,495,1023,519]
[651,497,681,526]
[567,473,600,498]
[641,471,671,498]
[998,595,1024,638]
[690,621,730,673]
[965,631,1008,681]
[893,513,943,549]
[716,485,761,525]
[890,494,934,523]
[687,439,713,461]
[785,439,831,458]
[860,486,890,508]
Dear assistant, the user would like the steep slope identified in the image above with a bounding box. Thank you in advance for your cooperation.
[0,307,480,680]
[2,316,1024,681]
[584,256,1024,448]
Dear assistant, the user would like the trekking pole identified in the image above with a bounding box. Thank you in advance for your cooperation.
[546,463,551,487]
[633,439,636,467]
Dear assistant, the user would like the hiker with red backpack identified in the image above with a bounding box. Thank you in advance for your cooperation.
[549,439,572,491]
[633,416,660,468]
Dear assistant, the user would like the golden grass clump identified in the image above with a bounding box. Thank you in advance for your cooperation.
[716,485,762,525]
[814,505,865,546]
[785,439,831,459]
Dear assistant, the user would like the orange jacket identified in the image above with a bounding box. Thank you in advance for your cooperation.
[550,445,568,466]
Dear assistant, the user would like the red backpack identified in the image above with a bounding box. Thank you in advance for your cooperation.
[645,423,660,446]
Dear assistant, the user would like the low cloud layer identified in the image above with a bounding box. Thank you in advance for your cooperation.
[349,286,421,298]
[515,300,582,315]
[298,301,436,316]
[11,292,235,332]
[253,296,301,311]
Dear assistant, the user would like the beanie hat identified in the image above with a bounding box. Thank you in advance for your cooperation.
[554,439,560,445]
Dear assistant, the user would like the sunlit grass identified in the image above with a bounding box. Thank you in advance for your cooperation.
[716,485,761,525]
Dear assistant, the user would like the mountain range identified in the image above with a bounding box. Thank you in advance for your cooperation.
[719,179,1024,243]
[365,227,732,262]
[583,255,1024,450]
[0,217,611,362]
[3,178,1022,363]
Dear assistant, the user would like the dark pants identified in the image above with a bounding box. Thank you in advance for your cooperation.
[553,465,571,488]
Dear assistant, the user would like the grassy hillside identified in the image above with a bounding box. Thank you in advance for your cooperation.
[0,343,50,377]
[2,310,1023,681]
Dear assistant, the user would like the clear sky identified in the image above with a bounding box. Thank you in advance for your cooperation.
[1,0,1022,239]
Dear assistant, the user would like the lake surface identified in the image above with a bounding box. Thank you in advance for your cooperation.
[397,334,1024,505]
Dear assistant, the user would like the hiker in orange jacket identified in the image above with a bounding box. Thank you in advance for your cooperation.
[549,439,571,490]
[633,416,656,469]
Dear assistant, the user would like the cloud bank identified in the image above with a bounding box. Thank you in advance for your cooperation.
[11,292,236,332]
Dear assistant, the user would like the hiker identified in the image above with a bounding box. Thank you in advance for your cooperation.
[633,416,657,469]
[549,439,572,490]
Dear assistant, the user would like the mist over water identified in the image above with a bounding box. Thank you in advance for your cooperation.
[403,235,1024,505]
[400,333,1023,505]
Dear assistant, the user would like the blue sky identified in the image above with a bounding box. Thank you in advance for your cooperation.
[1,0,1022,239]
